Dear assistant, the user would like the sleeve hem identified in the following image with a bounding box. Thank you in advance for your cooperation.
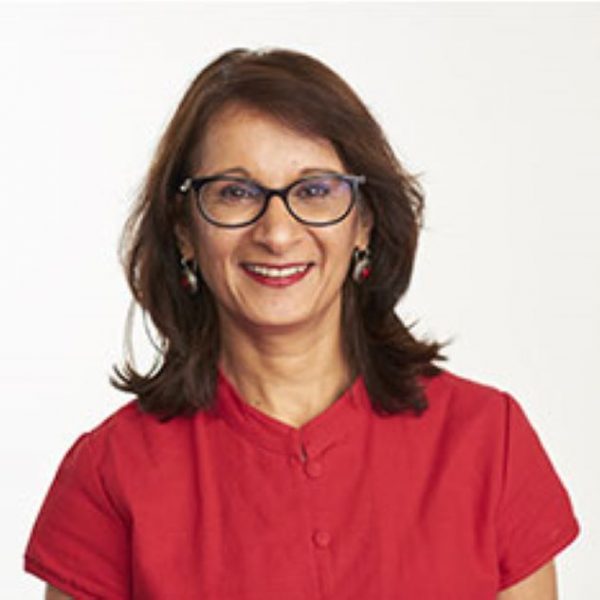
[24,554,122,600]
[498,517,580,590]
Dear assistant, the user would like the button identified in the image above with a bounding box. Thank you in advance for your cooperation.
[313,530,331,548]
[305,461,323,478]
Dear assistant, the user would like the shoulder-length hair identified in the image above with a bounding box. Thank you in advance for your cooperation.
[111,47,451,421]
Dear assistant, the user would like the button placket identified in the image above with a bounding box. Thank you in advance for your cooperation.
[297,441,324,479]
[289,437,335,596]
[299,441,308,464]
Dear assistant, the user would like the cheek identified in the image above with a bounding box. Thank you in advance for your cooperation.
[327,222,361,260]
[192,227,237,283]
[320,233,356,282]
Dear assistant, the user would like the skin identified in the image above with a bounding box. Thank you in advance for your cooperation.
[45,587,71,599]
[497,561,558,599]
[177,102,373,426]
[44,104,560,599]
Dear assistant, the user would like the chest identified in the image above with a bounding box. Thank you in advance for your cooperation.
[124,420,503,599]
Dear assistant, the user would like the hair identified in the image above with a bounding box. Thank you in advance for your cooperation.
[110,46,451,421]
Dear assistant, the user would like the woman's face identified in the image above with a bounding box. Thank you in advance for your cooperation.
[179,104,372,333]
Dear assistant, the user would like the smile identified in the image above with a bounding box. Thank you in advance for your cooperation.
[242,263,311,278]
[241,262,314,287]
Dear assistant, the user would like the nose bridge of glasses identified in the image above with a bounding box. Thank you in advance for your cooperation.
[262,179,295,201]
[259,182,299,220]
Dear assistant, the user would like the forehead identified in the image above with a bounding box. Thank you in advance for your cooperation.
[195,103,344,180]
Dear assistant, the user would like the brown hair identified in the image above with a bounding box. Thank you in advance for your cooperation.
[110,47,451,421]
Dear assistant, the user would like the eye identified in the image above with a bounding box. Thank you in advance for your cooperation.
[220,184,257,199]
[205,180,262,204]
[296,179,332,198]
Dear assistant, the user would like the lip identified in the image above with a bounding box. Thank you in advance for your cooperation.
[241,262,312,268]
[241,262,314,287]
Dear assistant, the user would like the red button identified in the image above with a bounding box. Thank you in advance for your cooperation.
[305,461,323,478]
[313,530,331,548]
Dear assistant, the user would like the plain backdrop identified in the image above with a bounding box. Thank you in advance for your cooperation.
[1,2,598,596]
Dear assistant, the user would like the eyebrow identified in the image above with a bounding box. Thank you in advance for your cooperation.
[209,166,341,179]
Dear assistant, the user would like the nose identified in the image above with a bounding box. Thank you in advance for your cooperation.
[250,193,304,253]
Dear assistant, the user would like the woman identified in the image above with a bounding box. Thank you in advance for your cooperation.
[25,47,579,599]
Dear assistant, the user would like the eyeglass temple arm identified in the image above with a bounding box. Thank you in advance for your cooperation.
[179,178,192,193]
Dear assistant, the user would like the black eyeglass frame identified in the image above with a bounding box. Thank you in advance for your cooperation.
[178,172,367,228]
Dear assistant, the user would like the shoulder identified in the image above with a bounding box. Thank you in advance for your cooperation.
[409,367,521,455]
[73,398,204,473]
[83,400,153,451]
[419,367,511,417]
[58,399,211,512]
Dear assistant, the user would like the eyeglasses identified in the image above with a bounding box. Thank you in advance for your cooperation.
[178,172,366,228]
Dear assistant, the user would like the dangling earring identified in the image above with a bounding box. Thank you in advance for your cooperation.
[352,246,372,283]
[180,256,199,294]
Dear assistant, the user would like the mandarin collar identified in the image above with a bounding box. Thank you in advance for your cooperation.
[214,368,371,459]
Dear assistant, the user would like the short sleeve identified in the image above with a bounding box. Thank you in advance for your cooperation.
[496,393,580,590]
[24,432,130,599]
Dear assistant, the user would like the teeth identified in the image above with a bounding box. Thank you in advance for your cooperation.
[245,264,309,278]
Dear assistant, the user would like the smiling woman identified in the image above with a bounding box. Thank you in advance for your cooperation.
[174,102,373,358]
[24,47,579,599]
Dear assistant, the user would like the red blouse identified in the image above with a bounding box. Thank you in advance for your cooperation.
[24,368,579,599]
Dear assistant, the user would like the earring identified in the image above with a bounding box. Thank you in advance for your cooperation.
[180,256,199,294]
[352,247,371,283]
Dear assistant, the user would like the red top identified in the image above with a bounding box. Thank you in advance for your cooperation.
[24,368,579,599]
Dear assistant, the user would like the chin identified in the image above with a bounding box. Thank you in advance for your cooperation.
[241,309,314,331]
[249,315,309,329]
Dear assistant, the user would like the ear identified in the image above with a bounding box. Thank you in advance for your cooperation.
[174,223,195,261]
[356,204,374,249]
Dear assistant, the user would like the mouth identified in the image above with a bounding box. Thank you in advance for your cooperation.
[241,262,313,278]
[241,263,314,285]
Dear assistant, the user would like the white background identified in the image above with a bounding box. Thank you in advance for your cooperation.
[1,2,598,596]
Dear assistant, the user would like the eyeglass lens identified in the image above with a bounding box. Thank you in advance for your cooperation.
[197,175,354,226]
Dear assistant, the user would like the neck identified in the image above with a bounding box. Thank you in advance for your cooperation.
[217,304,353,428]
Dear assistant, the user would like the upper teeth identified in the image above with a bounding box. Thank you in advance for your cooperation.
[245,264,309,278]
